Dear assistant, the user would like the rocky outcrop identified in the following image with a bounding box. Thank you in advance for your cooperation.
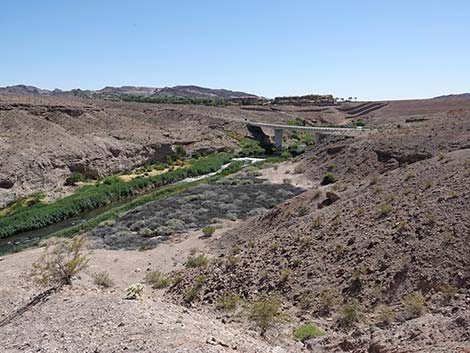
[0,178,14,189]
[247,125,273,149]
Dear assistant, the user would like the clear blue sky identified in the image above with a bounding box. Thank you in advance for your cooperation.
[1,0,469,100]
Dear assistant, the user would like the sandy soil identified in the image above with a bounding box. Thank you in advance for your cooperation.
[259,160,315,189]
[0,220,292,353]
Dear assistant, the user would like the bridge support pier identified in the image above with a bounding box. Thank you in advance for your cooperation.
[315,133,325,146]
[274,129,283,154]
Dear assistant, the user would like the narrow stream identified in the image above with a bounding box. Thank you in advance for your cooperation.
[0,158,264,253]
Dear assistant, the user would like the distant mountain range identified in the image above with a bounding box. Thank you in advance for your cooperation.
[0,84,258,99]
[433,93,470,99]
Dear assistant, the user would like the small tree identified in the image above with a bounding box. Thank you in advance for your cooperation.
[31,235,89,287]
[247,295,284,336]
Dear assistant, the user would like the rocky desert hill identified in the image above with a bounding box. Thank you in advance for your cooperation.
[166,99,470,352]
[0,84,257,99]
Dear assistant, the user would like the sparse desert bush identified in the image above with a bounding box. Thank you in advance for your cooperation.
[184,275,207,303]
[425,213,437,225]
[283,178,292,184]
[340,300,361,326]
[401,292,425,319]
[172,274,184,285]
[231,245,241,255]
[395,220,409,233]
[65,171,88,186]
[317,288,341,315]
[311,188,320,199]
[375,304,395,326]
[226,255,240,267]
[216,293,241,311]
[352,266,367,279]
[320,172,336,186]
[378,203,393,216]
[443,231,455,244]
[335,244,346,257]
[297,205,309,217]
[270,242,280,252]
[424,179,434,189]
[372,185,384,193]
[186,254,209,268]
[144,271,171,289]
[299,292,314,310]
[279,268,291,283]
[331,183,347,192]
[174,144,187,159]
[201,225,215,238]
[247,295,284,336]
[125,283,144,300]
[369,176,379,185]
[312,217,323,228]
[439,284,457,302]
[403,186,412,195]
[291,258,302,268]
[405,171,416,180]
[355,207,365,216]
[31,235,89,287]
[300,236,313,247]
[293,323,325,342]
[293,166,305,174]
[92,271,114,288]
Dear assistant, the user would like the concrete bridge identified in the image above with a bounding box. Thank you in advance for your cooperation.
[246,121,370,153]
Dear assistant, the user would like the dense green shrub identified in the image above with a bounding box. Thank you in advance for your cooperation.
[0,153,233,239]
[201,225,216,237]
[353,119,366,127]
[320,172,336,185]
[238,138,266,157]
[287,118,306,126]
[293,323,325,342]
[65,172,88,186]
